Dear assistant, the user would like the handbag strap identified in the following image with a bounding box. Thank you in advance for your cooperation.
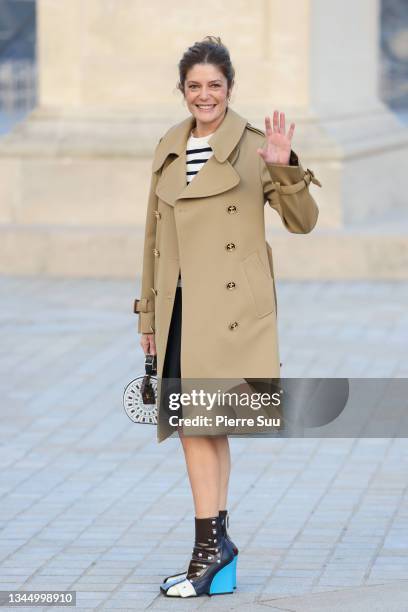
[145,353,157,376]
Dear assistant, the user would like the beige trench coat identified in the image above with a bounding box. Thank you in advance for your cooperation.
[134,106,321,442]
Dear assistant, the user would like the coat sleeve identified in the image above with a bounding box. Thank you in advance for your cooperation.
[133,156,161,334]
[261,148,321,234]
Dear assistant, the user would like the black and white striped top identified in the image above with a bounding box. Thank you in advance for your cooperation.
[177,130,215,288]
[186,130,214,183]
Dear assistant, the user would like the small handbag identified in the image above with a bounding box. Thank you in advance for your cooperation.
[123,353,158,424]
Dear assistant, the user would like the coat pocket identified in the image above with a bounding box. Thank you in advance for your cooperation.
[241,250,276,318]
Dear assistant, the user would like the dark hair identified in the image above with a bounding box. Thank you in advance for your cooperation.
[176,36,235,96]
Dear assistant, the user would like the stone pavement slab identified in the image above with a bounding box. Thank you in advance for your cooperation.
[257,580,408,611]
[0,276,407,611]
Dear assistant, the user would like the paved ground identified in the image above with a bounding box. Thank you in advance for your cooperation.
[0,275,407,611]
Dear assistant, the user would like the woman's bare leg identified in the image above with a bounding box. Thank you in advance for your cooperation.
[178,430,219,517]
[213,435,231,510]
[178,430,231,516]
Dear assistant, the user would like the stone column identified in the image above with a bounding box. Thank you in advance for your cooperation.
[0,0,407,278]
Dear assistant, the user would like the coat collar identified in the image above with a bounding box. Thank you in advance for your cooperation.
[152,106,249,205]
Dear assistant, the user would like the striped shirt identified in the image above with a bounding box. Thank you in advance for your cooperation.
[177,129,215,288]
[186,130,215,183]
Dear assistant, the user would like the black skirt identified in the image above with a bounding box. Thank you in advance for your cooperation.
[159,287,182,435]
[162,286,182,379]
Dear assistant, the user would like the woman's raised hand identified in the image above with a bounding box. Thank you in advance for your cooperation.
[256,110,295,165]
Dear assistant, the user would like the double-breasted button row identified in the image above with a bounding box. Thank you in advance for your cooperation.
[226,205,239,329]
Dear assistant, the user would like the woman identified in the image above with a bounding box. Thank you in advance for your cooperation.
[134,36,321,598]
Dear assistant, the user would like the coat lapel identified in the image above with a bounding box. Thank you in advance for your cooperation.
[153,106,248,206]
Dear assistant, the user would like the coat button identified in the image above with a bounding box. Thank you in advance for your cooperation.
[150,287,157,296]
[153,248,160,257]
[226,281,236,290]
[227,205,237,214]
[228,321,239,330]
[225,242,236,251]
[154,211,161,219]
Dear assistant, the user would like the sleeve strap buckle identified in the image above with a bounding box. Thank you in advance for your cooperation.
[134,297,149,313]
[305,168,322,188]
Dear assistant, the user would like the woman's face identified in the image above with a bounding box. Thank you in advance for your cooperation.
[183,63,231,130]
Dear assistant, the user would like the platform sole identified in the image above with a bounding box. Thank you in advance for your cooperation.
[162,552,238,589]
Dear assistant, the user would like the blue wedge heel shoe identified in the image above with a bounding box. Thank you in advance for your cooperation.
[231,554,238,589]
[208,556,235,595]
[160,515,236,598]
[219,509,238,589]
[162,509,239,590]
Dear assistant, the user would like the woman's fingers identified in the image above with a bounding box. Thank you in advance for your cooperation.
[149,335,157,356]
[265,115,272,138]
[280,112,285,135]
[273,110,279,132]
[140,332,156,355]
[266,110,294,140]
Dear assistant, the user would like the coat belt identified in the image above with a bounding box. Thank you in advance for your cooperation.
[273,168,322,196]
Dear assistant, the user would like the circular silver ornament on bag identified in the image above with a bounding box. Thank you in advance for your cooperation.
[123,354,158,424]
